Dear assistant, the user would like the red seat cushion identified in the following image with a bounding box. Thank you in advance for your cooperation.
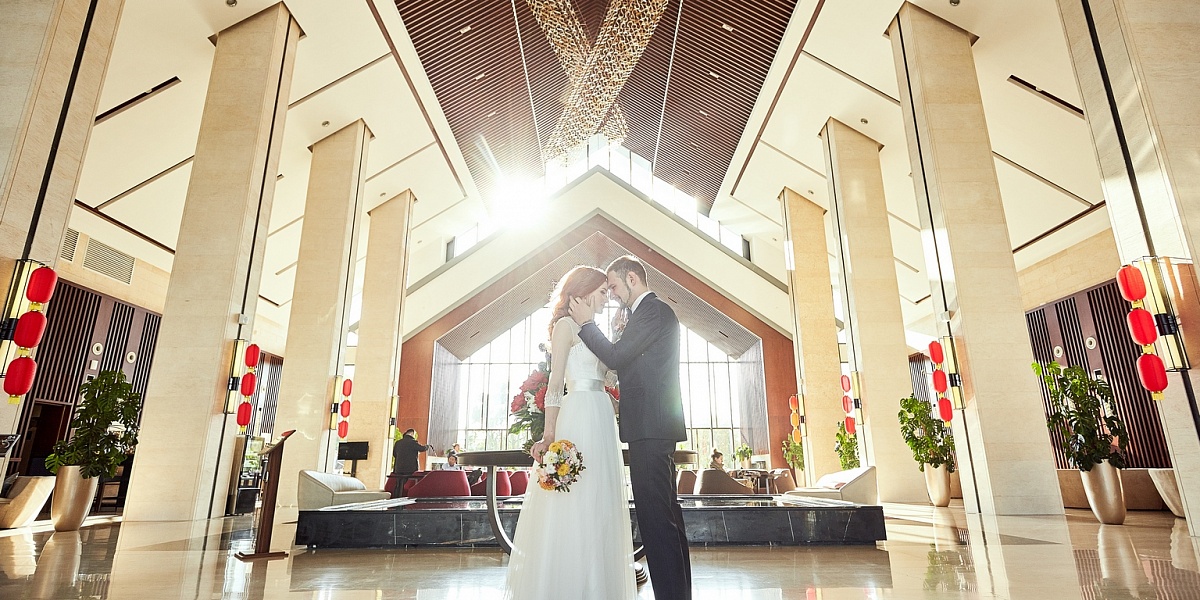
[384,474,400,496]
[469,471,512,496]
[509,471,529,495]
[407,470,471,498]
[400,471,428,497]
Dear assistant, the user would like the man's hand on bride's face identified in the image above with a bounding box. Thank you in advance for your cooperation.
[568,296,594,325]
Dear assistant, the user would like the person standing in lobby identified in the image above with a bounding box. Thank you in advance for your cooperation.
[391,429,434,498]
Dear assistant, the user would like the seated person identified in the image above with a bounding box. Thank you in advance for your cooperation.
[440,452,463,470]
[709,449,725,471]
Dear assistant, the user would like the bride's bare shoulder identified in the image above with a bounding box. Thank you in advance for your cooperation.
[554,316,580,330]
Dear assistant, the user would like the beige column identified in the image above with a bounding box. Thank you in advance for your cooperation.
[780,187,844,483]
[888,2,1063,515]
[350,190,415,489]
[821,118,927,503]
[0,0,124,431]
[1057,0,1200,534]
[273,119,372,518]
[124,4,300,521]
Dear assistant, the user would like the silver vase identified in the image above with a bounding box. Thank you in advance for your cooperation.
[924,464,951,507]
[51,466,98,532]
[1080,460,1126,525]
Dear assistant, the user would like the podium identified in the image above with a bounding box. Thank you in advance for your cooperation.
[235,430,294,561]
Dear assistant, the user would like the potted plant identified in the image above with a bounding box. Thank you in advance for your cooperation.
[781,437,804,481]
[834,421,860,470]
[734,444,753,469]
[45,370,141,531]
[898,394,956,506]
[1033,361,1129,524]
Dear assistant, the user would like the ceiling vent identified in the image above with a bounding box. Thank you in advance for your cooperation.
[82,238,135,284]
[60,228,80,262]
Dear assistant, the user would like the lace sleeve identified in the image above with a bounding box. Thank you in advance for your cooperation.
[544,319,574,408]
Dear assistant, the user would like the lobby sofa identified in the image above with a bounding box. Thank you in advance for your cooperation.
[784,466,877,505]
[0,476,54,529]
[298,470,390,510]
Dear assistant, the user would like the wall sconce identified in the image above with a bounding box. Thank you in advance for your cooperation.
[225,339,248,413]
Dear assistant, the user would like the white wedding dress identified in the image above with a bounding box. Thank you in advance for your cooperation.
[503,338,637,600]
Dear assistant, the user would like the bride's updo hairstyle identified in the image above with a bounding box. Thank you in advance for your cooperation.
[548,266,607,339]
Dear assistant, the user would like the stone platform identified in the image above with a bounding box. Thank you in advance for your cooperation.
[295,495,886,549]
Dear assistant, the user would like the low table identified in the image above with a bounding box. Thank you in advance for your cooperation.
[457,449,699,584]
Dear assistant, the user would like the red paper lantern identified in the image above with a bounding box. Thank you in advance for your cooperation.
[340,399,352,418]
[1116,265,1147,302]
[791,429,802,443]
[938,397,954,422]
[1137,353,1169,393]
[337,420,349,438]
[236,402,253,427]
[841,395,853,413]
[3,357,36,396]
[240,372,257,397]
[25,267,57,304]
[1126,308,1158,346]
[928,341,944,364]
[845,416,856,434]
[932,369,948,393]
[244,344,261,368]
[840,375,851,392]
[342,378,353,397]
[13,311,48,348]
[790,412,800,427]
[788,394,799,411]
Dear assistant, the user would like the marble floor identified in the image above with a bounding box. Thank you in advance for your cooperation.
[1,503,1198,599]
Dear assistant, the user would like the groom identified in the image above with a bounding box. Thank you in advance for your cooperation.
[569,255,692,600]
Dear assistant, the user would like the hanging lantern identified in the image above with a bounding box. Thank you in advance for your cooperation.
[790,412,800,427]
[938,397,954,422]
[4,356,37,400]
[25,266,58,304]
[788,394,799,411]
[1137,353,1168,395]
[236,401,253,427]
[1116,264,1147,303]
[928,340,944,364]
[1126,308,1158,346]
[244,344,261,368]
[239,372,257,397]
[841,395,853,414]
[791,429,802,443]
[932,369,948,394]
[337,420,350,439]
[340,399,352,418]
[342,378,353,397]
[13,311,48,349]
[840,375,851,392]
[845,416,856,435]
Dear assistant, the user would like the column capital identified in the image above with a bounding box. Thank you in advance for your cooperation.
[885,2,979,45]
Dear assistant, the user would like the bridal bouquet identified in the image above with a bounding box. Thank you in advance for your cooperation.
[536,440,585,492]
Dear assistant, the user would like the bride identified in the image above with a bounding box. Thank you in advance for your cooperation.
[504,266,637,600]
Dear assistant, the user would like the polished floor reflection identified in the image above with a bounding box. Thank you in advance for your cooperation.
[1,504,1199,599]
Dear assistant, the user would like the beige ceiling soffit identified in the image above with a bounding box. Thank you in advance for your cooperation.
[269,215,303,237]
[410,196,467,232]
[758,140,825,179]
[993,152,1093,207]
[730,0,825,197]
[729,194,783,228]
[290,54,390,109]
[72,200,175,255]
[884,3,979,45]
[259,294,282,308]
[365,141,437,182]
[366,0,466,197]
[803,51,899,105]
[275,261,297,276]
[95,77,181,125]
[888,212,920,231]
[1007,75,1085,118]
[1012,201,1107,255]
[96,156,193,210]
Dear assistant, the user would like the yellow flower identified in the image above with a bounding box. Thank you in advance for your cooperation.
[548,441,562,453]
[557,463,570,476]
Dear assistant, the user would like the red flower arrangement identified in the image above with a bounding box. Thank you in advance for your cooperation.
[509,344,556,453]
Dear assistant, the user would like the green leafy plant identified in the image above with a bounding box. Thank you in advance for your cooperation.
[1032,361,1128,471]
[781,437,804,473]
[834,421,860,470]
[898,395,956,473]
[734,443,753,463]
[45,370,141,479]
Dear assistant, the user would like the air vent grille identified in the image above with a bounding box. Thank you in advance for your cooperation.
[60,229,80,262]
[82,239,135,284]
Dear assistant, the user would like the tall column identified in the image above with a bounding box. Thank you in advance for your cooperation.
[1057,0,1200,533]
[273,119,371,519]
[124,4,300,521]
[888,2,1063,515]
[780,187,844,483]
[351,190,415,489]
[821,118,927,503]
[0,0,124,431]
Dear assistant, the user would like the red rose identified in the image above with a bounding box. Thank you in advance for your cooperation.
[532,370,548,384]
[534,387,547,410]
[605,386,619,401]
[511,394,526,413]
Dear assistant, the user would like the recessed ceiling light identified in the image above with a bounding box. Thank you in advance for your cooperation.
[321,120,330,127]
[860,118,869,124]
[474,73,486,81]
[807,190,814,195]
[721,23,734,32]
[459,25,472,34]
[708,71,720,79]
[698,109,708,117]
[225,0,237,6]
[380,192,387,197]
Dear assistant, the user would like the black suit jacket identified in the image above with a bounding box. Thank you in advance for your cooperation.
[579,292,686,443]
[392,436,432,474]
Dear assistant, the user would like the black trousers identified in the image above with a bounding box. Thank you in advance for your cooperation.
[628,438,692,600]
[391,471,414,499]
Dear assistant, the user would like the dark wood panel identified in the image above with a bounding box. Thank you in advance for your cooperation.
[251,353,284,438]
[909,353,930,402]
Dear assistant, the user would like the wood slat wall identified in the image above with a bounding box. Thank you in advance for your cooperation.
[250,353,284,438]
[908,353,931,402]
[1025,280,1170,469]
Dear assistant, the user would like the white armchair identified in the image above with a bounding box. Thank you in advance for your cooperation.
[297,470,390,510]
[784,466,878,505]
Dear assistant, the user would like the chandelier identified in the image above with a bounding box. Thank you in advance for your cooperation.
[526,0,669,162]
